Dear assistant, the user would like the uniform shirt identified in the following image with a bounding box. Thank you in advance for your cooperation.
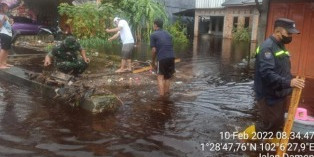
[49,43,82,63]
[150,29,175,61]
[0,14,12,37]
[118,20,134,44]
[254,36,292,105]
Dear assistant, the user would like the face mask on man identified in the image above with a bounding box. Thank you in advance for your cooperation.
[281,33,292,44]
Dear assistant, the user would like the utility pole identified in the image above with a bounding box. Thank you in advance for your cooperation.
[256,0,270,44]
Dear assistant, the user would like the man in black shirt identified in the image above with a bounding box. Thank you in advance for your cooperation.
[150,19,175,97]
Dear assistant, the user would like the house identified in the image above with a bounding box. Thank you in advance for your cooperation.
[192,0,261,41]
[155,0,195,22]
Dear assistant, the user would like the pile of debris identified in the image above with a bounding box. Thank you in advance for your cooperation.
[26,70,122,113]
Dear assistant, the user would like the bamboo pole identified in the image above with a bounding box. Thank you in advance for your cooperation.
[276,76,304,156]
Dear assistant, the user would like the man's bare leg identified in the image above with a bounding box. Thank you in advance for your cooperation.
[0,50,9,69]
[127,59,132,71]
[116,59,127,73]
[164,79,170,96]
[157,75,165,96]
[3,51,13,66]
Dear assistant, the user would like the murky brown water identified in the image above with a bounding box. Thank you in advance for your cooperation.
[1,36,313,157]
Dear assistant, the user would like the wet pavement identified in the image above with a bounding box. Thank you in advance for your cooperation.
[0,36,312,157]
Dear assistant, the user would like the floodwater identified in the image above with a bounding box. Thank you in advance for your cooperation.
[0,36,312,157]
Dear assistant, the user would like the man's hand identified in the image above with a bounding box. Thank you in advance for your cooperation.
[151,62,157,71]
[9,18,14,25]
[105,29,110,33]
[84,58,90,63]
[44,55,51,66]
[290,78,305,89]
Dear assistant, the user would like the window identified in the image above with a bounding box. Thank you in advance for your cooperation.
[233,16,238,28]
[244,17,250,28]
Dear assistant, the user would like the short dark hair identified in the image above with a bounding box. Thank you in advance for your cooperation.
[154,19,163,29]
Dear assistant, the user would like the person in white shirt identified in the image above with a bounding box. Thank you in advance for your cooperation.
[0,3,13,69]
[106,17,134,73]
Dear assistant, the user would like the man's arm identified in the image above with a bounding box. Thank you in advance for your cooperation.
[108,32,120,41]
[150,34,157,70]
[44,55,52,66]
[0,16,6,28]
[151,47,157,70]
[258,48,304,89]
[80,49,90,63]
[106,26,122,33]
[44,50,56,66]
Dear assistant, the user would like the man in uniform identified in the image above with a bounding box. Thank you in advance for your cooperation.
[44,36,90,75]
[241,18,305,139]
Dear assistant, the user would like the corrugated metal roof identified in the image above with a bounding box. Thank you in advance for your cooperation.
[173,9,195,17]
[195,0,226,9]
[222,0,262,6]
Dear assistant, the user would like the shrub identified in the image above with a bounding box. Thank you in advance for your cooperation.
[167,21,190,51]
[232,27,251,42]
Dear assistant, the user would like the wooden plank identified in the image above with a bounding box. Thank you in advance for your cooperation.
[132,66,152,74]
[276,76,304,156]
[132,58,181,74]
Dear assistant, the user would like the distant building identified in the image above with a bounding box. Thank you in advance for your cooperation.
[155,0,195,22]
[177,0,262,41]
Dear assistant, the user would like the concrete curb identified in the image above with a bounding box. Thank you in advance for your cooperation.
[0,67,119,113]
[0,67,56,98]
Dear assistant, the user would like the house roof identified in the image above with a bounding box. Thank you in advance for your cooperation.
[173,9,195,17]
[222,0,262,7]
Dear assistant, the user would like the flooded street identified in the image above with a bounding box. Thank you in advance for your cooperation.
[0,36,310,157]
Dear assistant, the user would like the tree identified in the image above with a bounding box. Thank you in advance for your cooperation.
[119,0,168,42]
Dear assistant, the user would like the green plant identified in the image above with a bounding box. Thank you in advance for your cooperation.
[167,21,189,51]
[45,43,54,52]
[232,27,251,42]
[78,37,113,51]
[119,0,168,42]
[58,2,118,39]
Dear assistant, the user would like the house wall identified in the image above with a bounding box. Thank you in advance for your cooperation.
[223,6,259,41]
[194,9,226,37]
[194,6,260,41]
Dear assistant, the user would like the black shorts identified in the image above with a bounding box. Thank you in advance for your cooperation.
[0,34,12,50]
[157,58,175,79]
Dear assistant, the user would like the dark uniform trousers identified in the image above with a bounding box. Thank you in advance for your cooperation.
[256,98,289,134]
